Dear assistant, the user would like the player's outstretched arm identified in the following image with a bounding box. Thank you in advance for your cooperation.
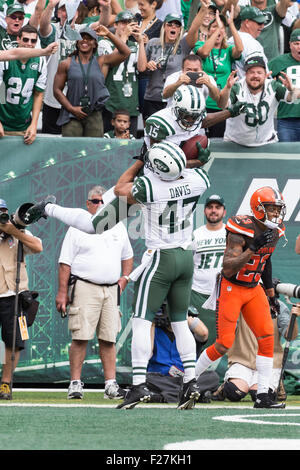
[114,160,144,204]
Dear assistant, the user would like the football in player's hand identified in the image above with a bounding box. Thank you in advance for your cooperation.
[182,135,208,160]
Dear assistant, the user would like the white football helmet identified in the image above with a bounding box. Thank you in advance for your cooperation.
[147,141,186,181]
[172,84,207,131]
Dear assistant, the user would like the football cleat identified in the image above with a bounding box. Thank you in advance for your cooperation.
[116,383,151,409]
[24,195,56,224]
[177,378,200,410]
[253,392,286,409]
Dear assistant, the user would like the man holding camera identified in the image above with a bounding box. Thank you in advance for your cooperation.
[0,199,42,400]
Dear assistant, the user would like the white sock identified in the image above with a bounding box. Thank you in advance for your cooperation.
[45,204,95,233]
[105,379,115,387]
[256,355,273,395]
[171,321,196,383]
[195,350,213,379]
[131,317,152,386]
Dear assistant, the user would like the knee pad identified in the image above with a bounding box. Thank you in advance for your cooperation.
[223,381,247,402]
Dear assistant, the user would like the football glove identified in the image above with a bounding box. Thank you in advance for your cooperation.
[196,141,211,165]
[268,296,281,318]
[249,229,274,252]
[228,101,247,117]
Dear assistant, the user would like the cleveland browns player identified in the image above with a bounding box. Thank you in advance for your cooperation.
[195,186,287,408]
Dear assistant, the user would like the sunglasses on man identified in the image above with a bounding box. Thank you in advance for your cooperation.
[9,14,24,20]
[21,37,38,44]
[88,199,103,204]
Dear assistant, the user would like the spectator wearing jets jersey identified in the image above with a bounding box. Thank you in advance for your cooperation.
[97,10,147,138]
[190,194,227,349]
[0,24,47,145]
[227,6,269,79]
[269,28,300,142]
[223,55,300,147]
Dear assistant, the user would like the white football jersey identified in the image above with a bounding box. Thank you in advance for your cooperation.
[224,77,289,147]
[131,168,210,249]
[192,224,226,295]
[144,106,206,149]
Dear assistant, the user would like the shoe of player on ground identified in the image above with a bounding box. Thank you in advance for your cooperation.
[104,381,127,399]
[67,380,84,399]
[0,382,11,400]
[177,378,200,409]
[116,383,151,409]
[24,195,56,224]
[254,392,286,409]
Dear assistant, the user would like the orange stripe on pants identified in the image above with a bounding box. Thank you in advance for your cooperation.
[215,277,274,356]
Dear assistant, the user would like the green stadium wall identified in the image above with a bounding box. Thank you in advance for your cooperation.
[0,137,299,385]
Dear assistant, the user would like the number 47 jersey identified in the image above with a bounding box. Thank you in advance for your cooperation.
[131,168,210,250]
[224,214,286,287]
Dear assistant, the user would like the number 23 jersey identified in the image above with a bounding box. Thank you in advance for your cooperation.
[224,215,285,287]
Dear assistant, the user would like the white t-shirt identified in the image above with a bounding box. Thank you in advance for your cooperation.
[228,31,269,79]
[192,224,226,295]
[163,71,217,107]
[58,221,133,285]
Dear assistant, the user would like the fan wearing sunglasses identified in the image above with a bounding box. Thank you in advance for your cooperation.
[0,24,48,145]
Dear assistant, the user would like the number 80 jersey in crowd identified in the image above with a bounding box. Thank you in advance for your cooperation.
[224,214,286,288]
[131,168,210,250]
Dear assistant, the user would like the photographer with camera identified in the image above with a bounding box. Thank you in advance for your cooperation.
[53,25,130,137]
[0,199,42,400]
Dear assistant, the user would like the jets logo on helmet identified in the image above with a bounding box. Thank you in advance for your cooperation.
[250,186,286,229]
[147,141,186,181]
[172,84,206,131]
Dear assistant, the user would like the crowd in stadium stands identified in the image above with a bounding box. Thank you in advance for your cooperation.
[0,0,299,143]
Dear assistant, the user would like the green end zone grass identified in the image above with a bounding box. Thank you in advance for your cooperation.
[0,392,299,450]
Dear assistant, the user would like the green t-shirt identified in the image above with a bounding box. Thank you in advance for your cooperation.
[193,42,236,109]
[269,53,300,119]
[0,25,18,50]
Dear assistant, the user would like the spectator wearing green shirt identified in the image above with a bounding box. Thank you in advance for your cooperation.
[194,7,243,137]
[269,28,300,142]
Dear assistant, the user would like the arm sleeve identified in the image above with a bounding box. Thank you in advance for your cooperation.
[261,256,273,290]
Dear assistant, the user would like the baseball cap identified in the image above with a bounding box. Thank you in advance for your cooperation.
[290,28,300,43]
[164,13,183,25]
[0,199,8,210]
[240,6,267,24]
[58,0,67,8]
[205,194,225,208]
[79,26,98,41]
[115,10,135,22]
[245,55,266,71]
[6,3,25,16]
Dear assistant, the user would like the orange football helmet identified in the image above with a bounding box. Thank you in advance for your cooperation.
[250,186,286,228]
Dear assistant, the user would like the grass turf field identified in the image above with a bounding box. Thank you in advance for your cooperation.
[0,391,300,451]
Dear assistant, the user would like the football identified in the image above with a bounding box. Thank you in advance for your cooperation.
[181,135,208,160]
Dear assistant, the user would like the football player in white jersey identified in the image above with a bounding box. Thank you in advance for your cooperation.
[191,195,227,347]
[224,55,300,147]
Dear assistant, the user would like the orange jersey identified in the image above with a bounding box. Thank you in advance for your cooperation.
[224,215,285,288]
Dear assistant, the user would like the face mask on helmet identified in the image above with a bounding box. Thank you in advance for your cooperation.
[172,84,206,131]
[250,187,286,229]
[147,141,186,181]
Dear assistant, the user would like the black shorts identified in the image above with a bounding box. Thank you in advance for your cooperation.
[0,296,26,350]
[142,99,167,122]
